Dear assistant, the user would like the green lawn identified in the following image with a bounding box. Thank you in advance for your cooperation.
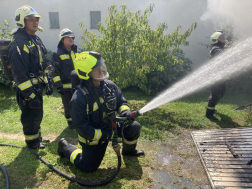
[0,84,251,188]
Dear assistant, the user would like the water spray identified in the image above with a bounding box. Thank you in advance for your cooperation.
[139,36,252,114]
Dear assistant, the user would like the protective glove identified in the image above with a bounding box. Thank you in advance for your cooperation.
[100,128,111,142]
[45,84,53,95]
[57,87,65,95]
[120,110,134,121]
[45,76,54,96]
[29,97,41,109]
[120,110,132,118]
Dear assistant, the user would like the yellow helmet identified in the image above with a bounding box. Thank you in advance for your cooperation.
[11,5,43,34]
[74,51,109,80]
[59,28,75,41]
[210,31,225,44]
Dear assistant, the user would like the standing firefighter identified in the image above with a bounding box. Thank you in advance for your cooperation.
[51,28,80,129]
[57,51,144,173]
[9,5,53,149]
[205,31,227,120]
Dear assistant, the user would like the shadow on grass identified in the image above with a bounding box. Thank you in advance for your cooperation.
[214,112,242,128]
[3,147,41,188]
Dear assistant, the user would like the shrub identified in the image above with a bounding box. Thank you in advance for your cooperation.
[80,4,196,95]
[0,20,13,87]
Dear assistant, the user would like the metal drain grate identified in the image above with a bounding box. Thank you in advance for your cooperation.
[191,127,252,188]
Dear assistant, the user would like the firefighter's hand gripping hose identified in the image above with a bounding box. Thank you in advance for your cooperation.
[0,110,142,187]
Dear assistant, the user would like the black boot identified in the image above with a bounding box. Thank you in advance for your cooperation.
[58,138,69,157]
[28,142,46,149]
[39,132,50,143]
[122,143,145,156]
[67,121,74,129]
[206,109,218,120]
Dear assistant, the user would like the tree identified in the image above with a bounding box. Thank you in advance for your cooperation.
[80,4,196,95]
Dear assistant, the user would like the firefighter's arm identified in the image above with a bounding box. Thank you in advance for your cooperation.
[10,44,37,100]
[51,52,63,89]
[113,82,131,117]
[70,92,110,141]
[211,48,223,57]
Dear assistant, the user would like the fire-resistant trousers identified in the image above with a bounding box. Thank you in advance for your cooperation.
[207,81,226,108]
[16,88,43,147]
[63,120,141,172]
[61,91,73,126]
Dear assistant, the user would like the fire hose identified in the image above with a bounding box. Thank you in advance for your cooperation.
[0,110,142,188]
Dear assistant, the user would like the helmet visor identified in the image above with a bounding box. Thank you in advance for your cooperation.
[91,59,109,81]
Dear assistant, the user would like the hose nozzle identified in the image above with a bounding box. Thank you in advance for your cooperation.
[130,109,143,119]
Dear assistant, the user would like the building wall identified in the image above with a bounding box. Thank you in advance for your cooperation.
[0,0,215,68]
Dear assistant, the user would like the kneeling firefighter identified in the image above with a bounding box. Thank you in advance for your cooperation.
[58,51,144,173]
[9,5,53,149]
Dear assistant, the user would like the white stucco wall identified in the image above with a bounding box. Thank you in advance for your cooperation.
[0,0,215,68]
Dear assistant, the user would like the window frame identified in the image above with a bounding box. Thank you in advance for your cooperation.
[49,12,60,29]
[90,11,101,29]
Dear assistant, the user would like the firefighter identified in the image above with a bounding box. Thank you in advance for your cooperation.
[205,31,227,120]
[51,28,80,129]
[9,5,53,149]
[57,51,144,172]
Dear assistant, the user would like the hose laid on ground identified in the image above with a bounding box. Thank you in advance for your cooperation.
[0,115,140,187]
[0,142,121,187]
[0,164,10,189]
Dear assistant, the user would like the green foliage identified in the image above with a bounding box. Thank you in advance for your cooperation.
[146,52,192,94]
[79,4,196,95]
[45,48,52,58]
[0,20,13,87]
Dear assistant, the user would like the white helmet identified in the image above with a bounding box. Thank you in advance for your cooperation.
[11,5,43,34]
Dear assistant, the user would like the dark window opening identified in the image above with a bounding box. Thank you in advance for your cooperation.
[49,12,60,28]
[90,11,101,29]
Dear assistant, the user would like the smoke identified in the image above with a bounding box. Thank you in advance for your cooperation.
[200,0,252,36]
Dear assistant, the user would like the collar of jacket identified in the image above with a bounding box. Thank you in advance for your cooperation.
[81,79,107,97]
[14,28,33,41]
[57,40,78,52]
[211,41,225,49]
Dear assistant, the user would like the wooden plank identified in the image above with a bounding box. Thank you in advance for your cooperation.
[209,172,252,178]
[192,132,252,136]
[194,133,252,136]
[201,150,252,154]
[206,164,252,169]
[204,160,248,165]
[208,168,252,173]
[214,181,252,187]
[224,186,252,189]
[194,136,252,140]
[195,139,252,142]
[203,157,251,161]
[192,128,252,133]
[198,142,252,145]
[212,177,252,182]
[202,154,252,157]
[199,145,252,149]
[199,146,252,152]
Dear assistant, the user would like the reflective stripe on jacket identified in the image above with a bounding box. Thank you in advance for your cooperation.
[51,42,80,90]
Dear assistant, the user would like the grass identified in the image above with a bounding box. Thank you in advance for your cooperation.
[0,84,252,188]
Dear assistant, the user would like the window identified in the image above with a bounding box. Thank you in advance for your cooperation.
[90,11,101,29]
[49,12,60,28]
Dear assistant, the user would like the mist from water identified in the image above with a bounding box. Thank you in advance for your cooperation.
[201,0,252,37]
[139,36,252,114]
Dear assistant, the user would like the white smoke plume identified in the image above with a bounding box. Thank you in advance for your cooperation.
[201,0,252,36]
